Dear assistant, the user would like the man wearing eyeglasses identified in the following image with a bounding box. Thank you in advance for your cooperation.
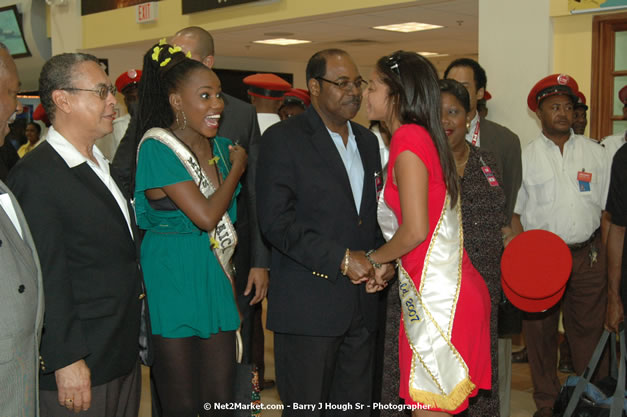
[256,49,393,416]
[7,53,145,417]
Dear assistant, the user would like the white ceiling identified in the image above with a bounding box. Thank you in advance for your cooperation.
[87,0,478,72]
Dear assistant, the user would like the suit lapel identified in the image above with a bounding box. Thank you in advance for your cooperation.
[0,190,37,276]
[305,108,354,203]
[71,163,134,244]
[354,123,374,215]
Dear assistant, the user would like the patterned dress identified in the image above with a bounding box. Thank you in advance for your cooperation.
[461,145,507,417]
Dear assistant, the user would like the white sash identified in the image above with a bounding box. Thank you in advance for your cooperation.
[137,128,238,283]
[378,190,474,410]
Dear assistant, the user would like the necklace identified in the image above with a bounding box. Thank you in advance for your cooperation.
[455,143,470,168]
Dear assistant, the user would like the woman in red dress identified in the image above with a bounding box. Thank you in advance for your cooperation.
[365,51,491,416]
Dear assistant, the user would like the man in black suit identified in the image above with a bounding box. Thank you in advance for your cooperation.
[8,52,144,417]
[256,49,393,416]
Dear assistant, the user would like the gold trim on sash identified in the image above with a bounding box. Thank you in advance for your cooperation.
[397,195,475,411]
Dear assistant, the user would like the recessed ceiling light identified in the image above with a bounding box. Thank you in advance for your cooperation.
[419,52,449,57]
[253,38,311,46]
[373,22,443,33]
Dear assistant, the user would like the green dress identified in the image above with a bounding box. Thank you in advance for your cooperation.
[134,137,240,338]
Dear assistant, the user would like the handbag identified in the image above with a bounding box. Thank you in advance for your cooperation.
[553,326,627,417]
[497,289,522,337]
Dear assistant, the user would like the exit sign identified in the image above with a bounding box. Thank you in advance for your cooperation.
[136,2,158,23]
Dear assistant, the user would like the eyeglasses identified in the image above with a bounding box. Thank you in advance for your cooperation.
[316,77,368,92]
[61,84,117,100]
[385,55,401,77]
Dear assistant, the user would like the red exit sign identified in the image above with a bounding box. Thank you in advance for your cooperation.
[136,2,158,23]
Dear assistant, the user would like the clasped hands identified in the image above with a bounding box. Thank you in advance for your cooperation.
[344,250,395,293]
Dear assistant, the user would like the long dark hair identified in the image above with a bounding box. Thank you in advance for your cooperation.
[375,51,459,206]
[135,41,209,144]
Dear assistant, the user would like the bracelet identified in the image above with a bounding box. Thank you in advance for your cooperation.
[342,248,350,276]
[365,249,382,269]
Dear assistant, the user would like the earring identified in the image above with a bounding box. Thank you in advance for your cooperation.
[466,121,471,133]
[176,110,187,130]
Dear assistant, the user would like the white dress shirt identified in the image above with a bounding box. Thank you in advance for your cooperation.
[257,113,281,135]
[601,130,626,162]
[514,131,610,244]
[95,113,130,161]
[465,112,481,147]
[327,122,364,214]
[47,126,134,238]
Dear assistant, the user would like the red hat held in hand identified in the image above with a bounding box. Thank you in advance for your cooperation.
[501,230,573,313]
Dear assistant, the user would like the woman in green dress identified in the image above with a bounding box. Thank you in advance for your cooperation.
[133,41,247,417]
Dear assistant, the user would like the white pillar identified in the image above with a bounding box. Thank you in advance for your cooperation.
[49,0,82,55]
[479,0,552,147]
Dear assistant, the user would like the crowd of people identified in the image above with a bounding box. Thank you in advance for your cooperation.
[0,22,626,417]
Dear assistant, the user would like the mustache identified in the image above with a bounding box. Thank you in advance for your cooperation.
[345,97,362,105]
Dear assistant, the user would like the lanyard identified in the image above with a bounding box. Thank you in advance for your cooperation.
[470,120,480,146]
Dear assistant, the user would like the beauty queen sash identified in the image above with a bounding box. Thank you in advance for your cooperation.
[137,128,238,283]
[377,190,474,411]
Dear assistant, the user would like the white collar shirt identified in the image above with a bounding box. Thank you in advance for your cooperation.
[601,130,627,162]
[327,122,364,214]
[47,126,134,238]
[514,130,610,244]
[465,112,481,147]
[257,113,281,135]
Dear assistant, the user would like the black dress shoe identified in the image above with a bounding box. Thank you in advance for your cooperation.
[512,347,528,363]
[533,407,553,417]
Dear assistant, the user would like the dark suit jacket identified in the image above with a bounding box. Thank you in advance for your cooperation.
[8,141,143,390]
[480,117,522,223]
[256,106,382,337]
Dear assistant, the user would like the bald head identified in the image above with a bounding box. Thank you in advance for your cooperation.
[0,43,21,143]
[171,26,215,68]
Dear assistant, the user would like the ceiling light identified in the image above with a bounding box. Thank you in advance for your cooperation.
[373,22,443,33]
[419,52,449,58]
[253,38,311,46]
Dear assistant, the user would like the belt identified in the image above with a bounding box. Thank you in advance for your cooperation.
[567,228,599,251]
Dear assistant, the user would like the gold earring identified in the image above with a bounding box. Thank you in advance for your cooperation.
[466,121,470,132]
[176,110,187,130]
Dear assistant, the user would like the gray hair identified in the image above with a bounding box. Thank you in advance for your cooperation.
[39,52,99,122]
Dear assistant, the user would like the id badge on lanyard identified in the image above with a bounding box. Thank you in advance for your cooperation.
[479,156,499,187]
[577,169,592,192]
[471,120,480,146]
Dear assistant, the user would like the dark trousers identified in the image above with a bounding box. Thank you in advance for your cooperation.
[40,362,141,417]
[523,234,608,410]
[274,309,375,417]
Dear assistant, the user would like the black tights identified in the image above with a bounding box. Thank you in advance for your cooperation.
[152,332,236,417]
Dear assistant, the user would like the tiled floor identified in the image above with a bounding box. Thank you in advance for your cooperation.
[138,311,572,417]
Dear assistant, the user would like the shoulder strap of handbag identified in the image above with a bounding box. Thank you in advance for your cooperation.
[137,128,238,284]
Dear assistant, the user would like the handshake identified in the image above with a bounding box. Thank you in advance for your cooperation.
[340,249,396,293]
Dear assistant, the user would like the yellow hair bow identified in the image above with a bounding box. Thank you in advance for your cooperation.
[158,38,167,46]
[151,45,162,62]
[208,156,220,165]
[169,45,182,54]
[160,57,171,67]
[210,237,220,249]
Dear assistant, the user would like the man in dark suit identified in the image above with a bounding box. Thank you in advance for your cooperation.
[0,42,44,417]
[445,58,523,417]
[256,49,393,416]
[8,52,144,417]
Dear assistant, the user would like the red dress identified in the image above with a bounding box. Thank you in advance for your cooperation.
[384,124,491,413]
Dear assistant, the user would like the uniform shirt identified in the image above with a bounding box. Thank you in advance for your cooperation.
[327,122,364,214]
[257,113,281,135]
[95,113,130,161]
[47,126,133,238]
[514,131,610,244]
[465,112,481,147]
[602,130,626,162]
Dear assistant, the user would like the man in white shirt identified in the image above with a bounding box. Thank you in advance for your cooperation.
[243,72,291,134]
[512,73,610,417]
[601,85,627,160]
[8,52,145,417]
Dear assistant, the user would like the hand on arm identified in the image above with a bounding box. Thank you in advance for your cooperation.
[55,359,91,413]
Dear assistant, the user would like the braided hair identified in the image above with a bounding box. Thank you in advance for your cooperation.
[135,40,209,144]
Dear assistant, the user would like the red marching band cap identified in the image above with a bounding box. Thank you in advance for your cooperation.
[527,73,579,112]
[501,230,573,313]
[574,91,588,111]
[283,88,310,107]
[483,91,492,101]
[243,73,292,100]
[115,69,142,94]
[620,85,627,105]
